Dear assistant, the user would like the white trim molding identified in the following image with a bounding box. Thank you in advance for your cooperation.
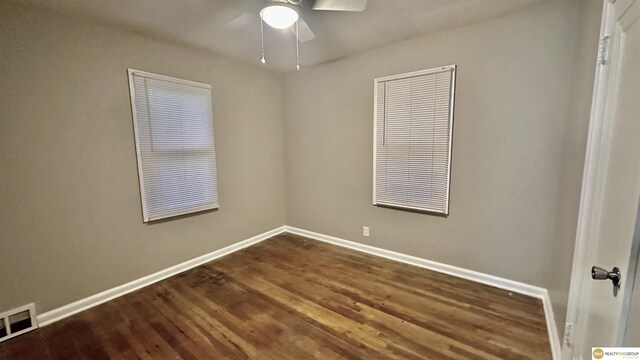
[284,226,561,360]
[34,225,560,359]
[36,226,287,327]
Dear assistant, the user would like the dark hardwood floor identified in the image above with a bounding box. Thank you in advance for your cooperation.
[0,233,551,359]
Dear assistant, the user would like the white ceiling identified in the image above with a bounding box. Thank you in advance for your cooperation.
[13,0,550,72]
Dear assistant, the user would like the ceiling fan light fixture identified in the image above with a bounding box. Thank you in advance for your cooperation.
[260,4,299,29]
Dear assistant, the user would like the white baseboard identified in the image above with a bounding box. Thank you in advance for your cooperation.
[36,226,286,327]
[34,224,561,359]
[284,226,562,360]
[541,289,561,360]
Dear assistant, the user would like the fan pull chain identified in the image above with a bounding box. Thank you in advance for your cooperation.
[296,20,300,70]
[260,18,266,64]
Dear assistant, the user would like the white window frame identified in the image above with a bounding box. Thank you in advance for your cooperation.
[127,69,219,222]
[372,65,456,215]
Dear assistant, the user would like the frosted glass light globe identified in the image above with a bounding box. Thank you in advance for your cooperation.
[260,4,299,29]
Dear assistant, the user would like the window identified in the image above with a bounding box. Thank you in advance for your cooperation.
[128,69,219,222]
[373,65,456,214]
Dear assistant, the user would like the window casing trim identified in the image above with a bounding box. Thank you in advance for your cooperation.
[372,64,457,215]
[127,68,218,222]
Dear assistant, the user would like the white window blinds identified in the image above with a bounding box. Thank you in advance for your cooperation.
[128,69,219,222]
[373,65,456,214]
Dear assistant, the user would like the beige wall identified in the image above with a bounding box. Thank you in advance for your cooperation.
[0,2,286,313]
[282,0,601,337]
[550,0,603,338]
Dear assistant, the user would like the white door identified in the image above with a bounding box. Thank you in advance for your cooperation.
[626,255,640,345]
[563,0,640,359]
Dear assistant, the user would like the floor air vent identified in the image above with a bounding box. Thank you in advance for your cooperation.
[0,303,38,342]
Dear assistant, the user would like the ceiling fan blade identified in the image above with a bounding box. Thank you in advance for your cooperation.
[311,0,367,12]
[223,11,257,29]
[290,18,316,43]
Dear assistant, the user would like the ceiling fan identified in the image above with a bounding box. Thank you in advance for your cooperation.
[226,0,367,69]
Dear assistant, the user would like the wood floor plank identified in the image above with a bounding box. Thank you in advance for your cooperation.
[0,233,551,359]
[239,259,521,357]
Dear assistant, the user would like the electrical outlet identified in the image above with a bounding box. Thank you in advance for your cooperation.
[362,226,370,237]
